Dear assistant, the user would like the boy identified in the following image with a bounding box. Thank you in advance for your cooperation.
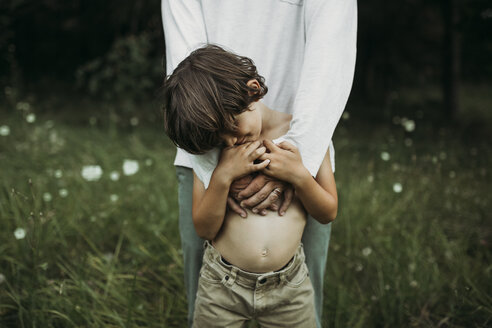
[162,45,338,327]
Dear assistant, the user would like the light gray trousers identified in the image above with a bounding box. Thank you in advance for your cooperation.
[176,166,331,328]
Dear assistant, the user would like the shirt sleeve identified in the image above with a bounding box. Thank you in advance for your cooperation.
[161,0,208,74]
[279,0,357,176]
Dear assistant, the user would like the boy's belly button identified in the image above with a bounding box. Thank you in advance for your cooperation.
[261,248,268,257]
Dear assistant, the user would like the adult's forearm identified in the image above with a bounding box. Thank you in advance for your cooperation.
[161,0,207,74]
[281,0,357,176]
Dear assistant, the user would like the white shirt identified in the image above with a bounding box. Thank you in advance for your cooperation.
[162,0,357,188]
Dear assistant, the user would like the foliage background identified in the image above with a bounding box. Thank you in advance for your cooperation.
[0,0,491,327]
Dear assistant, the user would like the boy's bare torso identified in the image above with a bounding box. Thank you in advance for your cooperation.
[212,109,307,273]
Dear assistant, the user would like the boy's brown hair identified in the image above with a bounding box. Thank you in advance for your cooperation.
[162,45,268,154]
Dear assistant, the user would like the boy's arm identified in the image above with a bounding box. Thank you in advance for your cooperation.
[192,142,269,240]
[192,171,231,241]
[261,140,337,224]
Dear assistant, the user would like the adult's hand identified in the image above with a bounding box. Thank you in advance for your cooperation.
[237,173,294,216]
[227,175,253,218]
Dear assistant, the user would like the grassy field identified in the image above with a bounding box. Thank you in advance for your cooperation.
[0,97,490,327]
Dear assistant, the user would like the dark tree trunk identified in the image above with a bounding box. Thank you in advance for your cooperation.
[442,0,461,119]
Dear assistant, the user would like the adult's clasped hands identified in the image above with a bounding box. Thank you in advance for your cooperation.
[226,141,294,218]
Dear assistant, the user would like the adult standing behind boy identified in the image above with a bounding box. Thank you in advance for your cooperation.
[161,1,357,327]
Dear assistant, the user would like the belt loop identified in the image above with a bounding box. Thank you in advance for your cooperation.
[279,271,288,285]
[224,267,238,287]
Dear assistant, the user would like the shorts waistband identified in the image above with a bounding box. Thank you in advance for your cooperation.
[202,241,306,290]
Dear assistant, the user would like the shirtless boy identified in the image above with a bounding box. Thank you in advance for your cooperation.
[162,45,338,327]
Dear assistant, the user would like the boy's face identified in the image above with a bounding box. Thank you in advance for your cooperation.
[221,103,262,147]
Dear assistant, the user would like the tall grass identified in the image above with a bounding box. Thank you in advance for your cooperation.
[0,101,490,327]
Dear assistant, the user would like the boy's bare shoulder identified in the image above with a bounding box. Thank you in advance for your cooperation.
[263,109,292,140]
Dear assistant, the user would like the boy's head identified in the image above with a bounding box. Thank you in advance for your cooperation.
[162,45,268,154]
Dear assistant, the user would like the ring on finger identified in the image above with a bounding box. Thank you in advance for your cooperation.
[272,188,282,196]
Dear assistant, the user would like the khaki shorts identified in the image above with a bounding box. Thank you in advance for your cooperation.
[193,241,316,328]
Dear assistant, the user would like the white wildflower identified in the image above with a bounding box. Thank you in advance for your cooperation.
[103,252,114,262]
[123,159,139,176]
[130,117,139,126]
[43,192,52,202]
[110,171,120,181]
[367,175,374,183]
[26,113,36,123]
[145,158,153,166]
[110,194,119,202]
[81,165,103,181]
[393,183,403,193]
[0,273,5,284]
[408,263,416,272]
[14,227,26,240]
[355,263,363,272]
[449,171,456,178]
[54,169,63,178]
[410,280,418,288]
[59,188,68,197]
[342,112,350,120]
[0,125,10,136]
[371,295,378,301]
[380,152,390,161]
[403,119,415,132]
[362,247,372,257]
[384,284,390,291]
[439,151,447,160]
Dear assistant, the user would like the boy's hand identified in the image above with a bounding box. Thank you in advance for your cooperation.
[216,141,270,184]
[260,140,310,187]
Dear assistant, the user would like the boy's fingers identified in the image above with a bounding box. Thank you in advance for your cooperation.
[277,141,297,152]
[278,187,294,216]
[263,139,279,152]
[249,146,266,160]
[258,153,271,161]
[245,140,262,151]
[251,159,270,172]
[227,196,247,218]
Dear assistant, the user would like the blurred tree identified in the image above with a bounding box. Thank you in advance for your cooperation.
[0,0,490,120]
[442,0,461,119]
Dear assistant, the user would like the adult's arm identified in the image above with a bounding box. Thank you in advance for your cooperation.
[280,0,358,176]
[161,0,207,74]
[237,0,357,211]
